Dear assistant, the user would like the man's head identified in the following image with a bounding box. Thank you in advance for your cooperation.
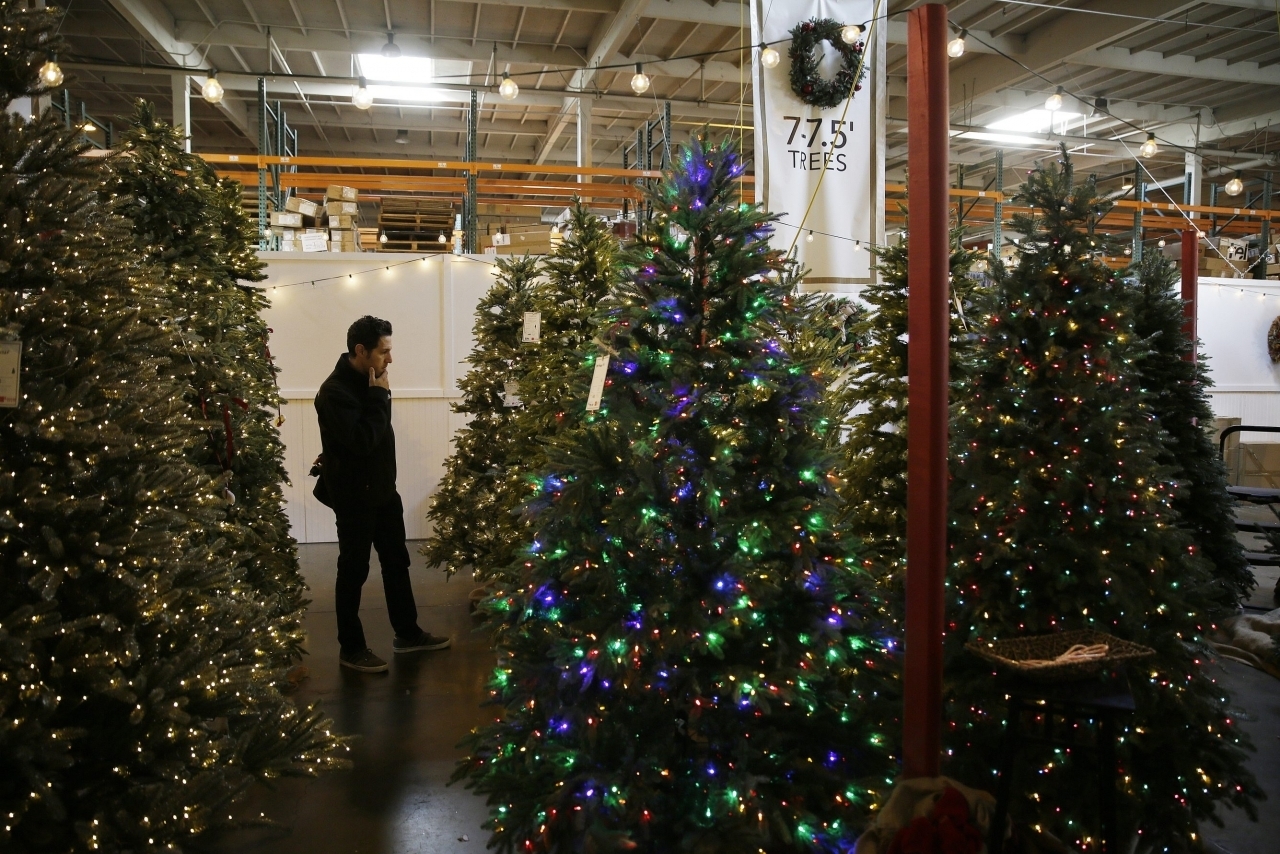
[347,315,393,377]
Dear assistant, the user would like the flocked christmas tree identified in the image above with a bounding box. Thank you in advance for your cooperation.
[107,101,307,668]
[0,5,347,851]
[836,230,981,610]
[455,137,893,853]
[423,255,542,577]
[1125,251,1251,612]
[946,153,1258,848]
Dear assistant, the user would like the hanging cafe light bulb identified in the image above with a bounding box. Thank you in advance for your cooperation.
[841,23,862,44]
[39,54,63,87]
[438,232,447,244]
[353,76,373,109]
[499,71,519,100]
[201,70,224,104]
[1139,132,1159,159]
[1224,173,1244,196]
[806,230,815,243]
[947,30,966,58]
[631,63,651,95]
[759,43,780,69]
[1044,86,1064,111]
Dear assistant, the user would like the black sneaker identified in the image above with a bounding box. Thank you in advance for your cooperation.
[393,631,453,653]
[339,648,389,673]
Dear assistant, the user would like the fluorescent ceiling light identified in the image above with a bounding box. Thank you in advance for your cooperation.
[986,109,1081,133]
[953,130,1046,145]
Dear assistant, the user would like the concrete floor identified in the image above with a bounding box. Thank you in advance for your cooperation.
[203,542,1280,854]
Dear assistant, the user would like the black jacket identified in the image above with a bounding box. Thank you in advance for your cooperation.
[315,354,397,509]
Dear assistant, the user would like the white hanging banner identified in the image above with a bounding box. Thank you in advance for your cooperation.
[751,0,885,290]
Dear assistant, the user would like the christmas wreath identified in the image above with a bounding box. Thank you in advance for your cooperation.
[788,18,867,110]
[1268,315,1280,363]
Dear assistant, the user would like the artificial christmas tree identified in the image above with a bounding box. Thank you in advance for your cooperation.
[946,154,1258,849]
[423,255,541,576]
[449,201,625,587]
[837,232,981,609]
[516,200,621,450]
[773,284,864,437]
[1126,252,1251,612]
[456,137,892,853]
[0,6,347,851]
[108,102,307,667]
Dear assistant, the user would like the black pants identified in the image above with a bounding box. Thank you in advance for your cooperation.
[334,492,421,654]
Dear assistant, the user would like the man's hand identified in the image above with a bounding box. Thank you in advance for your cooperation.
[369,367,391,391]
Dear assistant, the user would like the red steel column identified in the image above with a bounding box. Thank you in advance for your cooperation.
[904,2,950,780]
[1181,229,1198,362]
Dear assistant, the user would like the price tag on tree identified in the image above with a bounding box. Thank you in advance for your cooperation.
[503,380,523,408]
[585,354,610,412]
[0,339,20,407]
[522,311,542,343]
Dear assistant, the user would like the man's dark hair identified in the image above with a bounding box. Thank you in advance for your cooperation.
[347,315,393,356]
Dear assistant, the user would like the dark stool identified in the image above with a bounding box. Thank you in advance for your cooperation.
[988,669,1136,854]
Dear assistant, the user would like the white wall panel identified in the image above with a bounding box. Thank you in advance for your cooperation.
[255,259,1280,543]
[1199,277,1280,427]
[258,254,500,542]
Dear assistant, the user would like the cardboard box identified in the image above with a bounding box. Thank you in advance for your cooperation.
[269,211,303,227]
[325,200,358,216]
[300,232,328,253]
[330,229,356,243]
[279,239,299,252]
[284,196,320,218]
[326,214,357,230]
[325,184,358,201]
[496,241,555,256]
[271,226,296,238]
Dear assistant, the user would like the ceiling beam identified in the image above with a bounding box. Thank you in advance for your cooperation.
[1076,46,1280,87]
[66,62,748,118]
[936,0,1202,107]
[535,0,647,164]
[105,0,253,140]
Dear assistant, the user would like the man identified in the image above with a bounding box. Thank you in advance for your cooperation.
[315,315,451,673]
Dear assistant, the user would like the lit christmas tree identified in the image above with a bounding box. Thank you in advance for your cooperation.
[515,200,621,450]
[456,137,892,853]
[108,101,307,668]
[946,153,1259,848]
[457,201,624,588]
[0,6,347,851]
[423,255,542,576]
[773,283,864,440]
[836,231,981,608]
[1126,252,1251,612]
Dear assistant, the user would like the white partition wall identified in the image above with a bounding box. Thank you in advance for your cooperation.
[254,259,1280,543]
[257,252,500,543]
[1199,277,1280,426]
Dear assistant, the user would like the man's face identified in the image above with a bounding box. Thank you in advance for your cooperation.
[353,336,393,377]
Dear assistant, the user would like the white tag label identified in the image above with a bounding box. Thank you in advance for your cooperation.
[0,340,20,407]
[300,232,328,252]
[503,380,522,408]
[493,233,511,246]
[522,312,541,343]
[586,355,610,411]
